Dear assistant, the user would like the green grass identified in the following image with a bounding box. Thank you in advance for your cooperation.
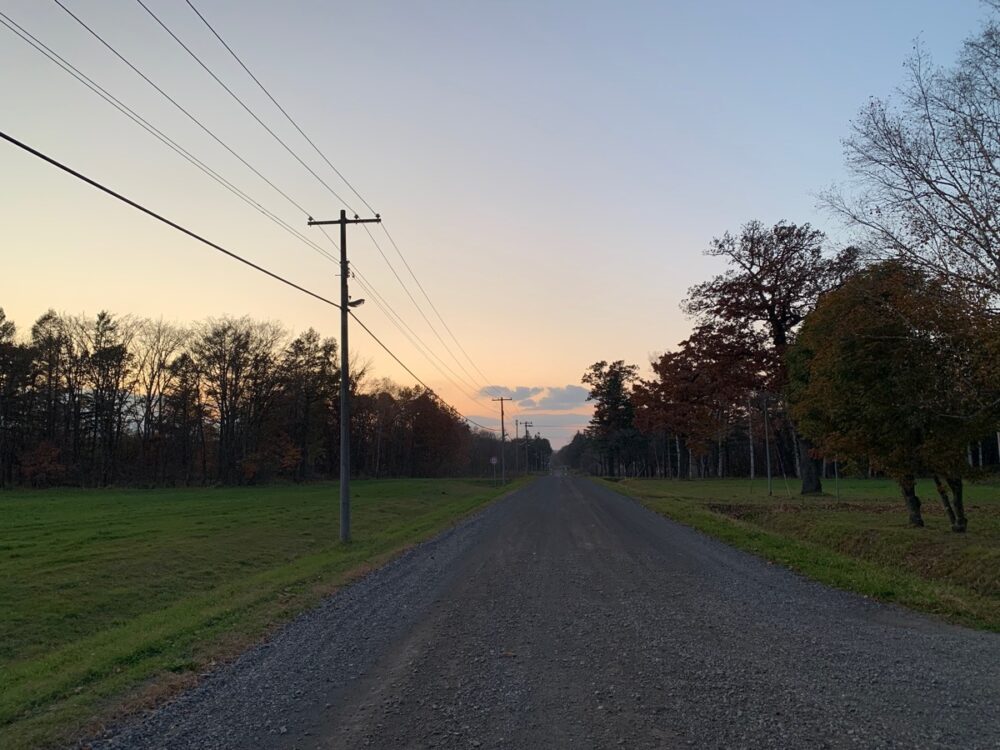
[0,478,527,749]
[599,477,1000,631]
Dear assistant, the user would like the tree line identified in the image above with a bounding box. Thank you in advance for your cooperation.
[556,5,1000,531]
[0,309,544,487]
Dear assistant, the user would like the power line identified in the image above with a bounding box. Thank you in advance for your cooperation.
[9,5,478,408]
[352,270,496,410]
[180,0,502,400]
[133,0,356,213]
[0,11,340,270]
[360,225,499,399]
[379,223,503,396]
[184,0,376,216]
[0,128,494,432]
[350,312,496,433]
[0,129,340,309]
[55,0,504,411]
[51,0,314,220]
[353,249,490,401]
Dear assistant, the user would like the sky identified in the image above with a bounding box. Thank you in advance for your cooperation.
[0,0,988,446]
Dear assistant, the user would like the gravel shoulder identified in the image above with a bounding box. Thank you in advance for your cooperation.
[89,476,1000,750]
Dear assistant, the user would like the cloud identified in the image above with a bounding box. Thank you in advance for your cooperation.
[478,384,590,413]
[479,385,543,401]
[533,385,589,411]
[480,384,590,411]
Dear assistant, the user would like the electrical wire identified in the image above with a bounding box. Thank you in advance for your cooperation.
[379,223,503,396]
[51,0,314,220]
[352,270,496,409]
[359,224,498,398]
[349,311,496,432]
[47,0,504,422]
[0,130,340,309]
[354,247,490,399]
[0,129,495,432]
[134,0,356,212]
[185,0,376,216]
[182,0,503,399]
[0,12,339,269]
[7,9,481,415]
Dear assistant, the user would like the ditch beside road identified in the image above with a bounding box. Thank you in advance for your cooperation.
[92,475,1000,749]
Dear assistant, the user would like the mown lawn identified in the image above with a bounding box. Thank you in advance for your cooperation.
[601,477,1000,631]
[0,478,524,749]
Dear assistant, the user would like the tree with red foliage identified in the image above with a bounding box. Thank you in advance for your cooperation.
[683,221,858,492]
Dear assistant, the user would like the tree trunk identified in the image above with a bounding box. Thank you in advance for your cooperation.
[664,433,672,479]
[675,435,681,479]
[798,435,823,494]
[946,476,967,532]
[898,474,925,527]
[931,474,958,528]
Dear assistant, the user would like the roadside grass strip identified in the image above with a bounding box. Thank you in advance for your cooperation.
[600,477,1000,632]
[0,478,528,749]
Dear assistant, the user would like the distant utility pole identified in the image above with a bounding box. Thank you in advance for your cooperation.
[307,209,381,543]
[762,394,773,497]
[514,419,520,475]
[492,397,510,483]
[523,421,533,473]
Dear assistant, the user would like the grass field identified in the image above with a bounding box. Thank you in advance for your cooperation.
[601,476,1000,632]
[0,478,525,750]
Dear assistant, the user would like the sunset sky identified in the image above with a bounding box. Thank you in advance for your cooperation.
[1,0,985,446]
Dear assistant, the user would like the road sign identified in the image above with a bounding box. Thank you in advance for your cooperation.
[490,457,498,465]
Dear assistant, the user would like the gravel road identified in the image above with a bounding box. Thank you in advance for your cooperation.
[90,476,1000,749]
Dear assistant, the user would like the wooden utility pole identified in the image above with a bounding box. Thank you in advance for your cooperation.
[514,418,520,475]
[762,394,773,497]
[492,397,510,483]
[523,421,533,473]
[307,210,381,543]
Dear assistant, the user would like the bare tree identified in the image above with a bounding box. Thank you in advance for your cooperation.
[134,319,188,481]
[827,10,1000,301]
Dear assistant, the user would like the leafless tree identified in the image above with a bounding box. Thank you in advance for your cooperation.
[826,8,1000,303]
[134,319,188,480]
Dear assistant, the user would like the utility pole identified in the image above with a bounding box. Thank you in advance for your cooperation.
[514,419,520,475]
[523,421,533,474]
[762,394,773,497]
[492,397,510,483]
[307,209,381,543]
